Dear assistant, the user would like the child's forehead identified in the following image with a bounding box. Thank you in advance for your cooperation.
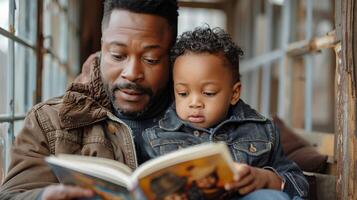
[173,53,236,84]
[181,51,224,58]
[174,52,232,72]
[176,51,226,62]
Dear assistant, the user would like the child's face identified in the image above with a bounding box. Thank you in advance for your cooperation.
[173,53,241,129]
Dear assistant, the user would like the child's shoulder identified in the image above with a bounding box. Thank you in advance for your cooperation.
[143,125,162,135]
[231,100,271,122]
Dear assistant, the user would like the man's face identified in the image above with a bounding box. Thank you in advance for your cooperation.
[174,53,241,128]
[101,10,172,116]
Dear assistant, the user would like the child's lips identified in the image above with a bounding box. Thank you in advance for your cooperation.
[188,115,205,123]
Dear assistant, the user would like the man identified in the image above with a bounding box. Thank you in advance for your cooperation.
[0,0,178,199]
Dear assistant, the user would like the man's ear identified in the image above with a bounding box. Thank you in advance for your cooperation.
[230,82,241,105]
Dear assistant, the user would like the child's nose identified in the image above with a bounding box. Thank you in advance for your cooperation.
[189,96,204,109]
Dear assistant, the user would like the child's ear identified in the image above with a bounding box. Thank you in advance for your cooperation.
[230,82,241,105]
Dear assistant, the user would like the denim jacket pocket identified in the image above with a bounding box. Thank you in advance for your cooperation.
[231,140,272,166]
[150,139,193,155]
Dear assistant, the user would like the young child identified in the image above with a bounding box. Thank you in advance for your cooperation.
[143,27,308,199]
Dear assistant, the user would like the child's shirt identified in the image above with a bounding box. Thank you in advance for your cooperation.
[142,100,309,199]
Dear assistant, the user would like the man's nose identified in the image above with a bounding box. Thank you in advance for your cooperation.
[120,58,144,82]
[189,95,204,109]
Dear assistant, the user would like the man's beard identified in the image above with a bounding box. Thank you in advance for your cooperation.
[104,81,157,118]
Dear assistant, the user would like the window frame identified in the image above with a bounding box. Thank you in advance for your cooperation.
[0,0,80,174]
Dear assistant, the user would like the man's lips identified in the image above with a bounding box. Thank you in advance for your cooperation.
[115,89,145,101]
[188,115,205,123]
[121,89,144,95]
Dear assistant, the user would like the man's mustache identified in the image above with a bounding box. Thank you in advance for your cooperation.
[112,82,153,96]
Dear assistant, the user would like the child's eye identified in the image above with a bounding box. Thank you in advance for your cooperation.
[177,92,188,97]
[203,92,216,96]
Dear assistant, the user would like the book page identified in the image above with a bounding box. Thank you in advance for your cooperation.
[133,142,237,200]
[56,154,133,175]
[48,161,134,200]
[46,155,133,188]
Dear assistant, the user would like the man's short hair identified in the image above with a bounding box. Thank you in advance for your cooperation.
[170,26,244,82]
[102,0,179,42]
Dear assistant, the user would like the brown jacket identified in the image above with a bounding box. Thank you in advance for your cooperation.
[0,59,137,199]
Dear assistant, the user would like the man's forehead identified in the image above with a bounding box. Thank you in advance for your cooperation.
[105,9,172,36]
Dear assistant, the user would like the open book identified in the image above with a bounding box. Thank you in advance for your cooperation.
[45,142,237,200]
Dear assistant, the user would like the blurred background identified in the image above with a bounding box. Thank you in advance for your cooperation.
[0,0,337,188]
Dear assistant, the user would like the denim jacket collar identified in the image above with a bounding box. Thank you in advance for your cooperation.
[159,99,267,132]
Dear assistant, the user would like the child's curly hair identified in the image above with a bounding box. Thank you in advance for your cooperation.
[170,26,244,82]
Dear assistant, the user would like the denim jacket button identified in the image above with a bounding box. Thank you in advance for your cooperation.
[193,130,200,137]
[249,143,257,153]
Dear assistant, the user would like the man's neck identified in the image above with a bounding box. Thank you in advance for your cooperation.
[113,90,171,165]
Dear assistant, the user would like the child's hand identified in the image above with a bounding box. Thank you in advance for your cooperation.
[224,163,283,195]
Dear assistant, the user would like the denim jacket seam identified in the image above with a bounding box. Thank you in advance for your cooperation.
[151,140,185,148]
[158,119,182,131]
[144,128,159,148]
[233,142,272,156]
[263,166,286,191]
[285,173,304,197]
[267,122,276,145]
[231,138,271,143]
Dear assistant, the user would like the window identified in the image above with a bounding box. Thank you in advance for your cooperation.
[42,0,80,100]
[236,0,335,134]
[178,0,335,134]
[178,7,226,35]
[0,0,80,178]
[178,1,228,35]
[0,0,37,176]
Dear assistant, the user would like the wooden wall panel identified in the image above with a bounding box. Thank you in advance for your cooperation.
[335,0,357,199]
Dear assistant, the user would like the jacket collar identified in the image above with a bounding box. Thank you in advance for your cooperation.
[159,99,267,131]
[59,56,112,130]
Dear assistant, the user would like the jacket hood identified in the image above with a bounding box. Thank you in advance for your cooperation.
[59,56,111,130]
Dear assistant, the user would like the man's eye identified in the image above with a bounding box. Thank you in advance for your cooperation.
[143,58,160,65]
[203,92,216,96]
[111,54,125,61]
[177,92,188,97]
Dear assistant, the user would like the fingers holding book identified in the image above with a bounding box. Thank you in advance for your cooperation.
[41,184,94,200]
[224,163,283,195]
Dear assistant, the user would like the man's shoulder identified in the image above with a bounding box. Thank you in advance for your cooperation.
[26,96,65,132]
[31,96,64,113]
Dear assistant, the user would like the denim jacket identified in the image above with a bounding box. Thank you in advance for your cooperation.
[142,100,309,199]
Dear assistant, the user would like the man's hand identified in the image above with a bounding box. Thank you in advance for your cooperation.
[41,184,94,200]
[224,163,283,195]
